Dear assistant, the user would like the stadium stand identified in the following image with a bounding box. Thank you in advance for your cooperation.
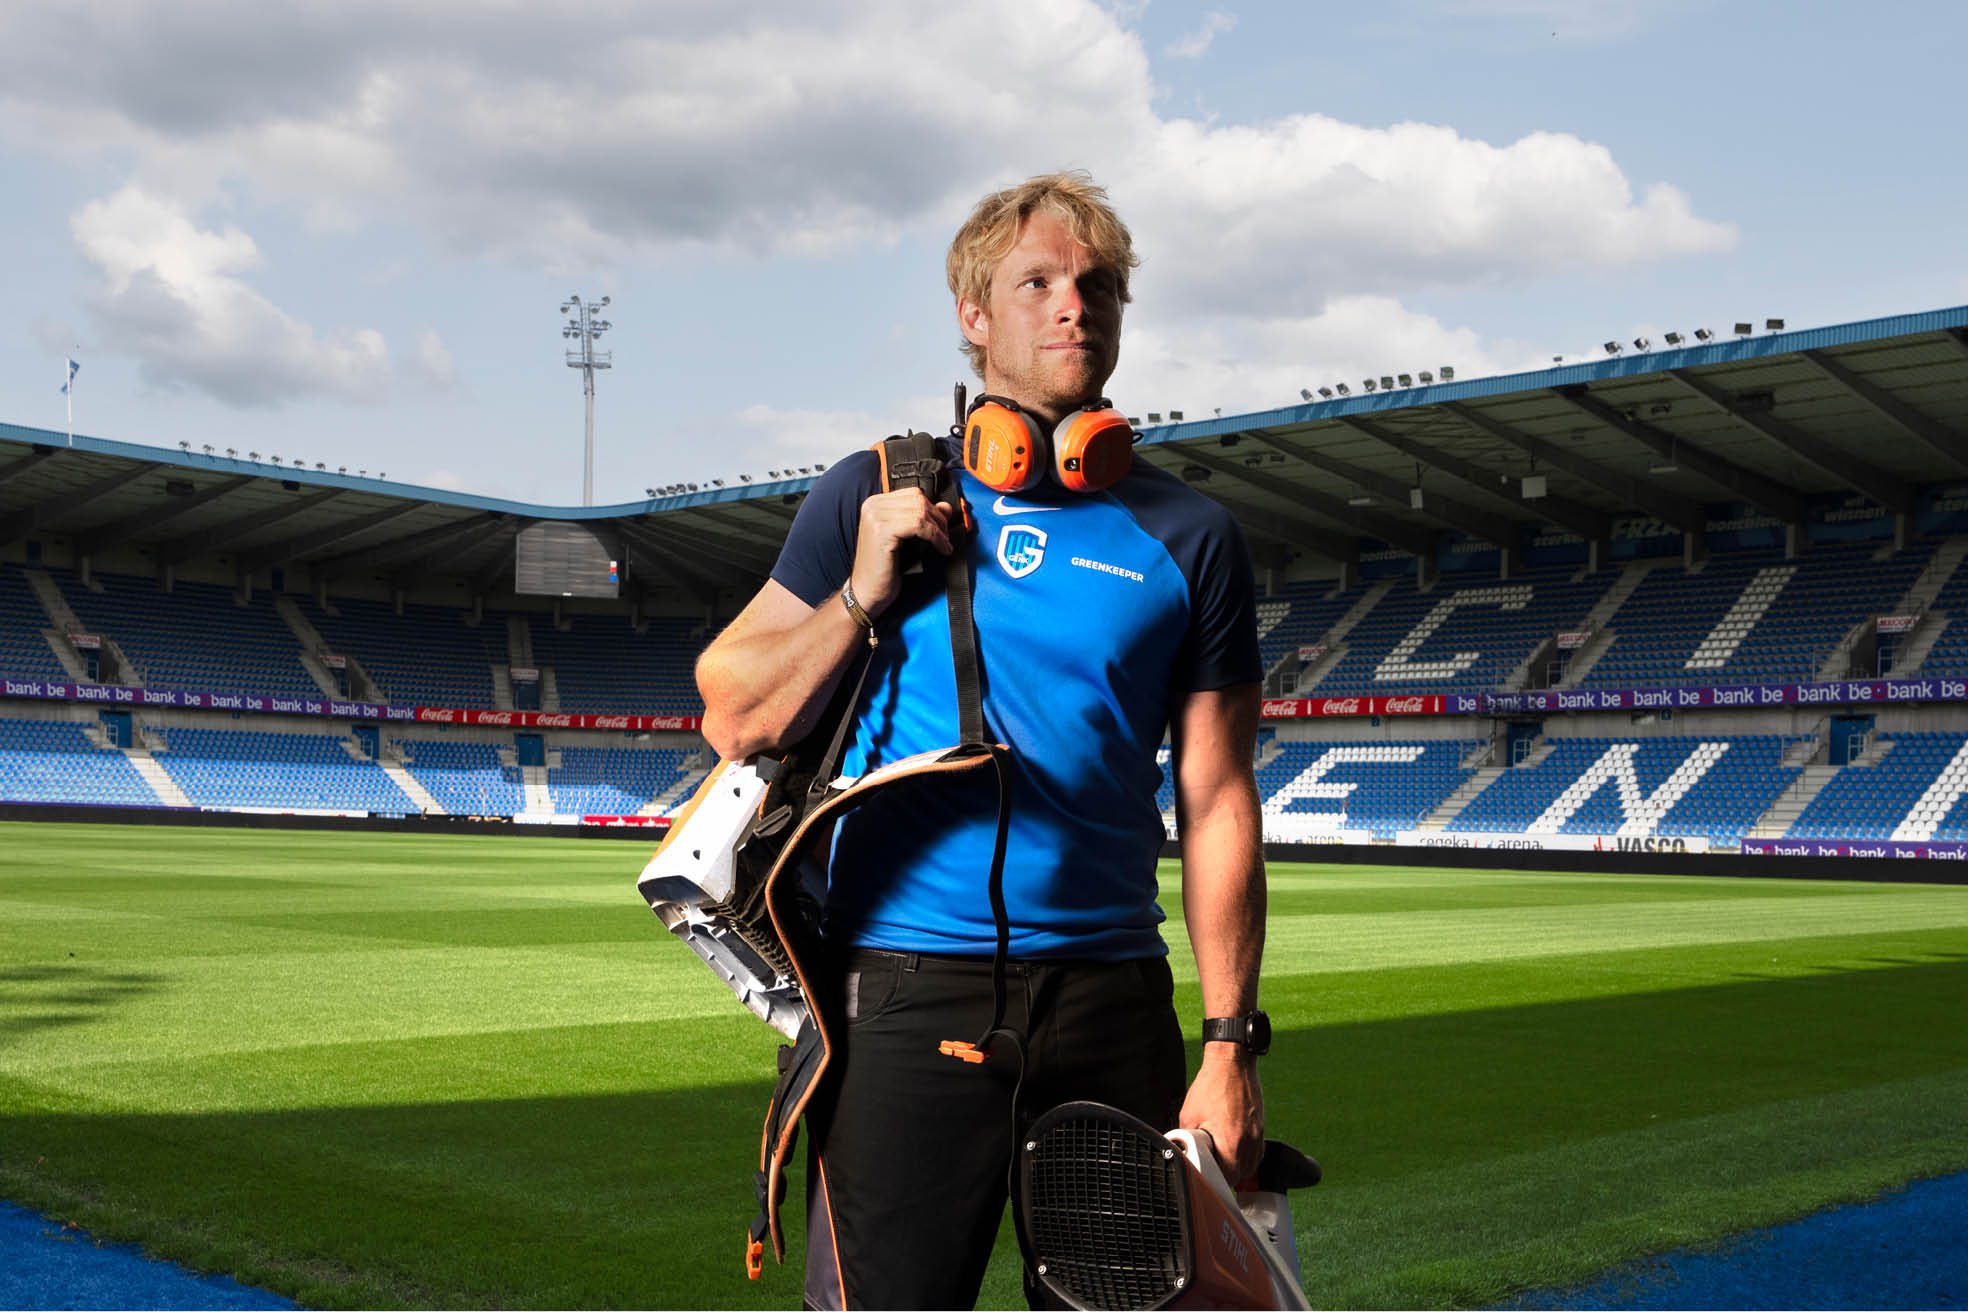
[396,738,526,817]
[1307,566,1609,696]
[0,716,159,808]
[1911,564,1968,679]
[0,567,67,681]
[305,597,503,707]
[60,573,323,699]
[1787,731,1968,841]
[529,613,703,715]
[1450,734,1805,846]
[547,745,696,816]
[1256,579,1362,674]
[153,727,414,814]
[1260,739,1481,840]
[1581,543,1928,687]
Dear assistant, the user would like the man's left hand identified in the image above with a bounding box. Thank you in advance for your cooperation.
[1179,1045,1265,1183]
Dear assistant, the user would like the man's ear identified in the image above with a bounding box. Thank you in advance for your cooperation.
[958,296,990,351]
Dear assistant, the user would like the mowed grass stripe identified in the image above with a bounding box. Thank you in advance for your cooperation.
[4,826,1968,1308]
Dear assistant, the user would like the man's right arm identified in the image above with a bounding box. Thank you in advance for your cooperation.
[696,486,954,760]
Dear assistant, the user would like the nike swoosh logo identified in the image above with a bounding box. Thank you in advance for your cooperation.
[992,495,1063,515]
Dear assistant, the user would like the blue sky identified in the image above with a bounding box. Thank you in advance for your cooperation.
[2,0,1962,506]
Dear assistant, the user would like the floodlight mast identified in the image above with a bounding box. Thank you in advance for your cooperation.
[560,294,614,505]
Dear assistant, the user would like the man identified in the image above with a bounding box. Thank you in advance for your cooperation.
[697,171,1267,1310]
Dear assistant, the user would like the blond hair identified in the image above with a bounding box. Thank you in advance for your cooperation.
[946,171,1138,378]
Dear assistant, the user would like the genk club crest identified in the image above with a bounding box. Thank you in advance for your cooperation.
[997,524,1047,579]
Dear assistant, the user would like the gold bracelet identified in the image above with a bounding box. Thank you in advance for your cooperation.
[840,580,875,630]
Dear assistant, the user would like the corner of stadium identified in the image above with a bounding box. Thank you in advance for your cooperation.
[5,303,1968,1310]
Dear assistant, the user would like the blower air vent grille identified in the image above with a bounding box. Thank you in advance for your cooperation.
[1019,1102,1193,1310]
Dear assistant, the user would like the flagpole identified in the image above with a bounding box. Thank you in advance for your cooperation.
[62,356,77,446]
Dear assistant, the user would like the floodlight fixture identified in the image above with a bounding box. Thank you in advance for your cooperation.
[1300,388,1315,401]
[1766,318,1785,331]
[1408,486,1425,510]
[560,293,615,506]
[1440,366,1455,380]
[1633,337,1651,351]
[815,461,827,472]
[338,465,346,475]
[1148,412,1162,423]
[1419,371,1433,384]
[1694,328,1714,341]
[1219,433,1242,448]
[1335,383,1350,396]
[1363,379,1377,392]
[1170,410,1184,421]
[226,448,237,458]
[645,487,657,497]
[1603,341,1622,355]
[179,440,190,451]
[1347,494,1374,507]
[1734,322,1753,336]
[1522,474,1548,500]
[1380,376,1396,391]
[249,450,260,461]
[1663,332,1684,345]
[739,473,752,483]
[1398,374,1413,388]
[1318,386,1334,398]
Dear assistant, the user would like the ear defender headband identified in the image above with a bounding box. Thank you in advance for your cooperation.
[961,394,1137,495]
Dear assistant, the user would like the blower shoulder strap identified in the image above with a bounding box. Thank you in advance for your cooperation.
[746,429,993,1276]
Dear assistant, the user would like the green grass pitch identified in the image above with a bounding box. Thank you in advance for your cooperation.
[3,820,1966,1308]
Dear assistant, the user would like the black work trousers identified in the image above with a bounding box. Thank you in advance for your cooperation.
[801,948,1187,1310]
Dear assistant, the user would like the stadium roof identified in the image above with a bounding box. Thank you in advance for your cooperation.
[3,304,1966,601]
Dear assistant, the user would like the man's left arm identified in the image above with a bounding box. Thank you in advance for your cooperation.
[1171,680,1267,1182]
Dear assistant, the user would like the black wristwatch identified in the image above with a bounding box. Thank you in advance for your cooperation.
[1201,1009,1271,1057]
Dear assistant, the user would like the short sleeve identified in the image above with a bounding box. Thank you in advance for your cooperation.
[1181,510,1262,692]
[768,451,883,607]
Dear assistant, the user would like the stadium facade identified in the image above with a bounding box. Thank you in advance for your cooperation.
[5,304,1968,857]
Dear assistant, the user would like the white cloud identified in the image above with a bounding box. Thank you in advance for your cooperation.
[69,185,449,406]
[1,1,1723,282]
[1111,295,1509,418]
[9,1,1734,421]
[1116,117,1732,318]
[1166,10,1236,58]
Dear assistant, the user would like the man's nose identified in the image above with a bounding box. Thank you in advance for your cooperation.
[1052,283,1085,323]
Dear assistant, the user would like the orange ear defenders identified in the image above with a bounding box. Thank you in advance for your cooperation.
[961,394,1137,495]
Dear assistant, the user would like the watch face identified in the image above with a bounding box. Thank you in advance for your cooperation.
[1247,1010,1272,1056]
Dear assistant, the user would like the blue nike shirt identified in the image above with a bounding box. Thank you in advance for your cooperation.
[771,437,1259,960]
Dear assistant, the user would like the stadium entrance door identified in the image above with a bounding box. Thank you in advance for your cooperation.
[100,710,132,748]
[516,733,546,768]
[353,724,380,759]
[1830,715,1873,765]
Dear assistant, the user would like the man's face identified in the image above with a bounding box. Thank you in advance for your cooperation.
[959,210,1124,424]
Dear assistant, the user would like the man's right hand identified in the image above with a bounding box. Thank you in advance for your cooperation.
[849,488,956,617]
